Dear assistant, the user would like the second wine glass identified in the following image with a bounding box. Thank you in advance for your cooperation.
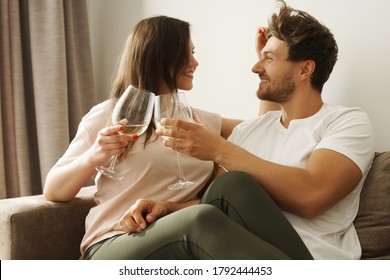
[154,92,195,190]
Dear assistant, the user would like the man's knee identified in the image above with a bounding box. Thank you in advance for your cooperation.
[214,171,257,189]
[180,204,223,229]
[203,171,259,202]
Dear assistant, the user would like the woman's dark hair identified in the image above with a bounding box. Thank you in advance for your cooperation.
[110,16,191,150]
[268,0,338,92]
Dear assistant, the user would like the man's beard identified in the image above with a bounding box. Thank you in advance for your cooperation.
[256,76,295,103]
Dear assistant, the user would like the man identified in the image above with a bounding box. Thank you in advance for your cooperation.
[156,0,375,259]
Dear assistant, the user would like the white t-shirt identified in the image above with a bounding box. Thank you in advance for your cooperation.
[228,104,375,259]
[53,100,222,254]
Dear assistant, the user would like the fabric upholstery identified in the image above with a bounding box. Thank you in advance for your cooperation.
[0,186,96,260]
[354,152,390,259]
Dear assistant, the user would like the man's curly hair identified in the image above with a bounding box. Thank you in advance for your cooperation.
[267,1,338,92]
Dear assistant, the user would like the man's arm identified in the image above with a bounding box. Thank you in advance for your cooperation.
[214,141,362,217]
[221,117,242,139]
[157,119,362,218]
[258,101,281,115]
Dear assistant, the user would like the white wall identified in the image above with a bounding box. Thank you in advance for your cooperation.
[88,0,390,151]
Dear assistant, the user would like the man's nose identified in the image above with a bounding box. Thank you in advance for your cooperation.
[252,59,264,74]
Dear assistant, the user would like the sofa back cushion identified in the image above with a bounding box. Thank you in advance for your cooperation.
[354,151,390,259]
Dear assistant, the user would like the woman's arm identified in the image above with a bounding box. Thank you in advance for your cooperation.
[44,125,135,202]
[44,151,98,202]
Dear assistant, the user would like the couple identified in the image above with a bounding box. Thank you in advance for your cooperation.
[44,0,375,260]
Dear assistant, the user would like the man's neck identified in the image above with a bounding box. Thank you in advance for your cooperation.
[280,91,324,128]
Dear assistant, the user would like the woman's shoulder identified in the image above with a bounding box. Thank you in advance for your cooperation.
[191,107,222,132]
[83,100,113,120]
[79,99,113,137]
[81,100,113,125]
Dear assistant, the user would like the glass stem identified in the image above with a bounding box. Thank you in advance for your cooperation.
[176,152,186,183]
[107,155,118,172]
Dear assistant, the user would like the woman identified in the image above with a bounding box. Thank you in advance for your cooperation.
[44,16,240,259]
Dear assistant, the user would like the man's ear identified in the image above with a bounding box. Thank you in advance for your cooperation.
[300,60,315,81]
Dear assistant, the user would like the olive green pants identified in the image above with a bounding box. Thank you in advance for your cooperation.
[85,171,313,260]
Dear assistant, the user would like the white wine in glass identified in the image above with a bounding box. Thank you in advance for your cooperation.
[95,85,155,179]
[154,92,195,190]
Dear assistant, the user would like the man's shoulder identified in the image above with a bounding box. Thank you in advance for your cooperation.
[239,110,281,127]
[322,104,372,125]
[230,111,281,141]
[324,104,367,116]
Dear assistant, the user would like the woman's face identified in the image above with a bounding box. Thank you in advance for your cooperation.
[176,40,199,91]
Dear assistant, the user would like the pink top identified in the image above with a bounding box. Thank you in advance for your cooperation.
[53,100,222,254]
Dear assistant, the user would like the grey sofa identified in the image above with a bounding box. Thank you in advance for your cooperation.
[1,152,389,260]
[0,185,96,259]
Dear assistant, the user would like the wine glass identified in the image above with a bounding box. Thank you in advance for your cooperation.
[96,85,155,179]
[154,92,195,190]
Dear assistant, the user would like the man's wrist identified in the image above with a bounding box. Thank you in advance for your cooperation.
[214,139,235,169]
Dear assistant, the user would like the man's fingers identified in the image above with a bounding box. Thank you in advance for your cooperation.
[161,118,195,130]
[156,118,200,139]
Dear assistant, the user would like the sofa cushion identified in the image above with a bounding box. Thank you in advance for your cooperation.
[0,186,96,259]
[354,151,390,259]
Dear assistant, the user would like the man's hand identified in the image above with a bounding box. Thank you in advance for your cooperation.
[155,118,226,162]
[256,27,268,59]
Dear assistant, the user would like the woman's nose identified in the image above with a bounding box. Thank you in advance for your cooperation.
[191,56,199,68]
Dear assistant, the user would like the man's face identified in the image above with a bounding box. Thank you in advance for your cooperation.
[252,36,297,103]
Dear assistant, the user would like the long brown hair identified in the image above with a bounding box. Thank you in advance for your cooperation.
[110,16,191,148]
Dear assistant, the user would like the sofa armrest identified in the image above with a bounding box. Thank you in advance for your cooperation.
[0,186,96,260]
[354,151,390,259]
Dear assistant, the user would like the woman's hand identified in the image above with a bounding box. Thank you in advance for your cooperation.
[119,198,201,234]
[119,199,170,233]
[88,125,137,167]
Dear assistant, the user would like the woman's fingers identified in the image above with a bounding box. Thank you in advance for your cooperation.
[119,200,169,233]
[101,125,125,136]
